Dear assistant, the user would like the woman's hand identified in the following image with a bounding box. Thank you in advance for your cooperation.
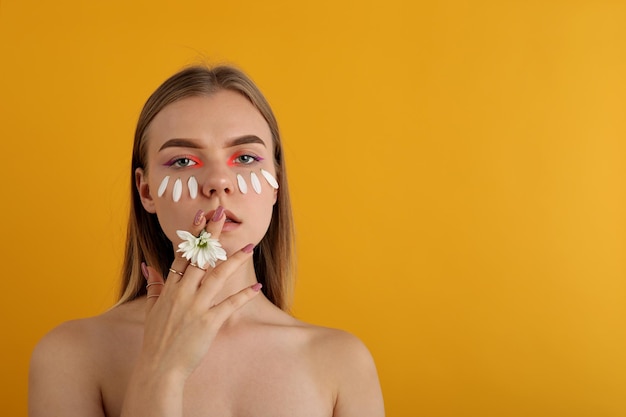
[121,207,261,417]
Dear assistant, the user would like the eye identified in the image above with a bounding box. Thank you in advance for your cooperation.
[173,157,196,168]
[164,156,203,168]
[231,154,263,165]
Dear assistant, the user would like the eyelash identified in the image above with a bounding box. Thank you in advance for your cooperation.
[164,153,263,169]
[164,156,203,168]
[230,154,263,166]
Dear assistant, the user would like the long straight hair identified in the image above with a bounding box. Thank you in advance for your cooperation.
[116,65,295,310]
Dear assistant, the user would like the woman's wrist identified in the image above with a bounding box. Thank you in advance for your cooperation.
[132,354,189,390]
[122,360,187,417]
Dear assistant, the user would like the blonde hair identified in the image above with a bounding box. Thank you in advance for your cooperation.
[116,65,295,310]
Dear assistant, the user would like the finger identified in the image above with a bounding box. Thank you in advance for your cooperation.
[143,262,165,314]
[197,243,255,301]
[205,205,226,241]
[211,282,263,322]
[174,207,227,291]
[169,209,209,284]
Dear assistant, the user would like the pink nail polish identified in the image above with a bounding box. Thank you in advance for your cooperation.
[212,206,224,222]
[251,283,262,292]
[193,210,204,225]
[141,262,149,280]
[242,243,255,253]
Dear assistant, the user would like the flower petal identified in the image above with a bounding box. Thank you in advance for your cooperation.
[176,230,195,241]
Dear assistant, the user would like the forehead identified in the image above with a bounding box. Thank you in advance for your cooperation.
[145,90,273,152]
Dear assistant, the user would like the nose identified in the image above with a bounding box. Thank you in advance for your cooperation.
[201,166,235,198]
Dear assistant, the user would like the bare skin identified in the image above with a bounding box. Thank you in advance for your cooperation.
[29,284,382,416]
[28,92,385,417]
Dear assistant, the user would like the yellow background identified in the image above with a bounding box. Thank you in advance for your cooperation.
[1,1,625,415]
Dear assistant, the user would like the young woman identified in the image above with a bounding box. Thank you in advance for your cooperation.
[29,65,385,417]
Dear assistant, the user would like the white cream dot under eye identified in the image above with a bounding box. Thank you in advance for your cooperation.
[172,179,183,202]
[261,169,279,189]
[250,172,262,194]
[237,174,248,194]
[157,176,169,197]
[188,176,198,199]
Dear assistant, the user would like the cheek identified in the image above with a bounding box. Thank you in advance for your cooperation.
[156,176,199,202]
[154,169,279,202]
[235,169,279,195]
[250,192,276,239]
[151,197,193,240]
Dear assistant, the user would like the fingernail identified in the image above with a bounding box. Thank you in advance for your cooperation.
[242,243,255,253]
[251,283,262,292]
[212,206,224,222]
[193,209,204,225]
[141,262,149,280]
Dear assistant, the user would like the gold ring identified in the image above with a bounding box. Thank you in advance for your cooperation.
[189,263,207,271]
[147,294,160,299]
[168,268,184,276]
[146,282,164,288]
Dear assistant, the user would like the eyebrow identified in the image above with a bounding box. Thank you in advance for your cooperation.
[227,135,267,148]
[158,135,267,152]
[158,138,202,151]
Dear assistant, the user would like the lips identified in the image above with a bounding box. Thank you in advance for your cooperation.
[221,210,241,232]
[205,209,241,225]
[224,210,241,223]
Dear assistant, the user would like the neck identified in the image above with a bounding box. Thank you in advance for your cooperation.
[211,257,259,308]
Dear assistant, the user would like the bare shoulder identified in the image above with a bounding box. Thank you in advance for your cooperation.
[31,300,142,363]
[312,325,380,381]
[311,325,371,353]
[261,310,376,368]
[289,320,386,417]
[29,300,143,417]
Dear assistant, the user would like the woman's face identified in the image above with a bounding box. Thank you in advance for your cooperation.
[136,90,278,255]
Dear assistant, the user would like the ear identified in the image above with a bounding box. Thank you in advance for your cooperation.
[135,168,157,213]
[272,187,278,205]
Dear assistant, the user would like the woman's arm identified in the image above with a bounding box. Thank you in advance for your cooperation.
[120,212,260,417]
[29,211,260,417]
[120,260,260,417]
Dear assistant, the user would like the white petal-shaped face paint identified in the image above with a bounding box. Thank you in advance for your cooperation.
[160,169,277,201]
[237,174,248,194]
[157,176,170,197]
[250,172,262,194]
[188,176,198,199]
[261,169,279,189]
[172,178,183,202]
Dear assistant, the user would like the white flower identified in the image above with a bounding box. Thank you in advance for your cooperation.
[176,230,227,269]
